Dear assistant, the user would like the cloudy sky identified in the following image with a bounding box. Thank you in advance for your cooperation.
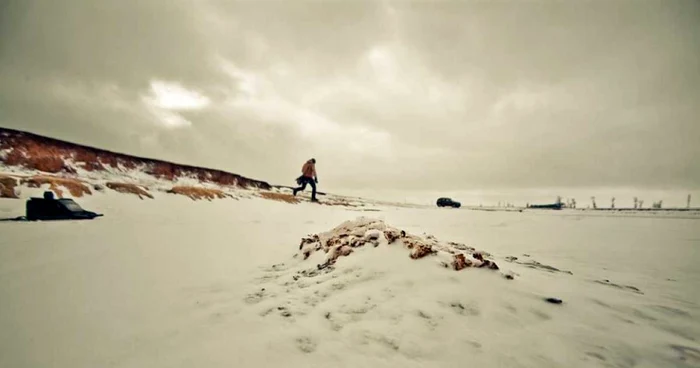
[1,0,698,194]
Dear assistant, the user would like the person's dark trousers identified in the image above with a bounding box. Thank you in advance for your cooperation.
[294,177,317,200]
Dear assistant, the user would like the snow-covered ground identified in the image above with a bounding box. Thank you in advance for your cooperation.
[1,192,699,368]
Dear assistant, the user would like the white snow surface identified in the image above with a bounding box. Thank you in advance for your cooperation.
[1,193,699,368]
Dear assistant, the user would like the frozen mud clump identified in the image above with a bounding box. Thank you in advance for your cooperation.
[296,217,507,275]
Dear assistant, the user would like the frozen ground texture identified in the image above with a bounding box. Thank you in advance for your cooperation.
[1,193,699,368]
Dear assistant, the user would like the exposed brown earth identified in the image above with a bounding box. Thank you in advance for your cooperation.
[106,182,154,200]
[258,191,301,204]
[20,175,92,198]
[299,219,503,275]
[0,127,271,190]
[321,198,359,207]
[167,186,232,201]
[0,128,372,207]
[0,175,19,198]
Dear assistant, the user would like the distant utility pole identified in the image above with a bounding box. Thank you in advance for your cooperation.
[591,196,597,209]
[633,197,638,209]
[688,194,692,209]
[611,197,615,209]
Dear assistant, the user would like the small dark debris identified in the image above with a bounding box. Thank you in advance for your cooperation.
[324,312,331,319]
[593,279,643,295]
[478,259,499,270]
[544,297,563,304]
[519,260,573,275]
[585,352,606,361]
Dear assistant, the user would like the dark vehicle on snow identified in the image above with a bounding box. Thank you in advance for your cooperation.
[527,197,564,210]
[436,197,461,208]
[26,191,103,221]
[527,202,563,210]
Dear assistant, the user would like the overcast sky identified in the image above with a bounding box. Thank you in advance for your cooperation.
[1,0,698,192]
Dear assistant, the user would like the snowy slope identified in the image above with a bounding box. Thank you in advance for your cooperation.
[0,128,411,208]
[1,193,699,368]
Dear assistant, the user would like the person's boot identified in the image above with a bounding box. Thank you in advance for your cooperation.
[293,188,298,196]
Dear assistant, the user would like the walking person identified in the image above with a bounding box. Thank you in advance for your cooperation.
[293,158,319,202]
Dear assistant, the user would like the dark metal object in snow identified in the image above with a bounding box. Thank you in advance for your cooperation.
[544,297,563,304]
[25,191,103,221]
[527,203,563,210]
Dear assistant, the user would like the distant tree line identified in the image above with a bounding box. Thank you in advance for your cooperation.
[501,193,692,209]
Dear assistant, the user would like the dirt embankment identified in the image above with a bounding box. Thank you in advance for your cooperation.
[298,218,509,277]
[258,191,301,204]
[0,127,271,190]
[106,182,154,200]
[20,176,92,198]
[321,198,359,207]
[167,186,233,201]
[0,175,19,198]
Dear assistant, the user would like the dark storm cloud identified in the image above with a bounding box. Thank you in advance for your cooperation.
[1,0,698,190]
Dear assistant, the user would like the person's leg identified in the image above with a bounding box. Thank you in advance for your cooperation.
[293,180,308,196]
[309,179,317,201]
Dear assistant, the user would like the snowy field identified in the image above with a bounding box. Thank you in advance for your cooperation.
[1,192,699,368]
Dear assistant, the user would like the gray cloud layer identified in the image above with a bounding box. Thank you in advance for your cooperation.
[1,0,698,191]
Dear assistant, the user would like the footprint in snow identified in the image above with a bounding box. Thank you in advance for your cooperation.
[295,337,317,353]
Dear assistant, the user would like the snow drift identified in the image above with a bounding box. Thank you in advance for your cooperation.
[1,189,698,368]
